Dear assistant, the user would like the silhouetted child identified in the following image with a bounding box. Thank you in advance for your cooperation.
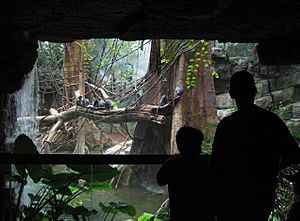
[157,126,216,221]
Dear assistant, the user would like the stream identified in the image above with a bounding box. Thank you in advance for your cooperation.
[81,185,168,221]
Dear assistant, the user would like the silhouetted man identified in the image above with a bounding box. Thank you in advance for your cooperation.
[157,126,216,221]
[211,71,300,221]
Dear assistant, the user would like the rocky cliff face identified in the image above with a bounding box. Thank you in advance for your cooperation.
[213,42,300,141]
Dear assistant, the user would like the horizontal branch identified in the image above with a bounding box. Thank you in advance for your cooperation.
[18,105,167,127]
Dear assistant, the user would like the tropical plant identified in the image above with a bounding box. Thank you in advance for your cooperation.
[9,134,120,221]
[37,41,64,70]
[98,202,165,221]
[98,202,136,221]
[185,39,219,89]
[136,212,164,221]
[269,164,300,221]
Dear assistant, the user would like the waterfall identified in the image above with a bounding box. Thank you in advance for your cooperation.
[14,64,39,144]
[133,40,151,80]
[13,64,40,206]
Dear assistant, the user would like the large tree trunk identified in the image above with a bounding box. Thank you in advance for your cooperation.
[74,40,86,154]
[63,41,81,107]
[170,42,218,153]
[133,40,218,154]
[43,40,84,153]
[170,54,186,154]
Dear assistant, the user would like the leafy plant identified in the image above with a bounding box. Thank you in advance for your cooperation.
[201,133,214,154]
[99,202,136,221]
[291,129,300,142]
[269,164,300,221]
[37,42,64,70]
[137,212,163,221]
[185,40,219,89]
[10,134,120,221]
[122,213,164,221]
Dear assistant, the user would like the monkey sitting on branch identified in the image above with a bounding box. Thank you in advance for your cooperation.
[75,90,115,111]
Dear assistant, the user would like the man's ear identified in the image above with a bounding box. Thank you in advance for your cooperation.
[229,89,235,99]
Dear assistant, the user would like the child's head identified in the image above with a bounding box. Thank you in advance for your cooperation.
[176,126,204,156]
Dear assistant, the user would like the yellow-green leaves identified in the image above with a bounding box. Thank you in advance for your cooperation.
[185,39,219,89]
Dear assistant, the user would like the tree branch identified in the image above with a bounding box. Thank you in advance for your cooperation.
[18,105,167,127]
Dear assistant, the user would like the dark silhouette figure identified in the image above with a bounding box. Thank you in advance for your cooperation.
[157,126,216,221]
[286,171,300,221]
[211,71,300,221]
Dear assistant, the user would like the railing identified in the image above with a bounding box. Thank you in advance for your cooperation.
[0,154,173,164]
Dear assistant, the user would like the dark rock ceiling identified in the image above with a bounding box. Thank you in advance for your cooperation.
[2,0,300,93]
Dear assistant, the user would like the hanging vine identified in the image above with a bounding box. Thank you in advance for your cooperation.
[185,39,219,89]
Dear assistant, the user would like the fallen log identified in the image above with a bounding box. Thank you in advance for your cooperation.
[18,105,167,127]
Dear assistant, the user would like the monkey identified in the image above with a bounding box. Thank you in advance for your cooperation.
[86,104,94,109]
[175,85,184,97]
[99,99,106,109]
[93,99,99,107]
[83,98,90,107]
[76,95,84,106]
[76,95,93,108]
[160,95,168,106]
[93,98,106,110]
[134,91,144,108]
[104,99,113,110]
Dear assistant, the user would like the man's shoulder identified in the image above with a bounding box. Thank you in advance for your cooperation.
[218,112,236,124]
[254,105,284,121]
[221,105,281,121]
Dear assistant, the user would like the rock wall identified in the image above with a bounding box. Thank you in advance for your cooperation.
[212,42,300,141]
[0,94,16,152]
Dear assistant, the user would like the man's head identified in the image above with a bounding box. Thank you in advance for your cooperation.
[229,71,257,105]
[176,126,204,156]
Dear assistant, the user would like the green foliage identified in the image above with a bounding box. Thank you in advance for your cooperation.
[99,202,137,220]
[160,40,182,66]
[10,134,119,221]
[291,129,300,141]
[269,164,300,221]
[85,39,140,86]
[230,102,238,112]
[37,41,64,69]
[201,133,214,154]
[160,58,169,64]
[121,212,164,221]
[137,212,163,221]
[185,40,219,89]
[37,39,144,108]
[82,40,89,77]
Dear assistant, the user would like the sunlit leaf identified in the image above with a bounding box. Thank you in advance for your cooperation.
[138,212,163,221]
[99,202,136,217]
[118,204,136,217]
